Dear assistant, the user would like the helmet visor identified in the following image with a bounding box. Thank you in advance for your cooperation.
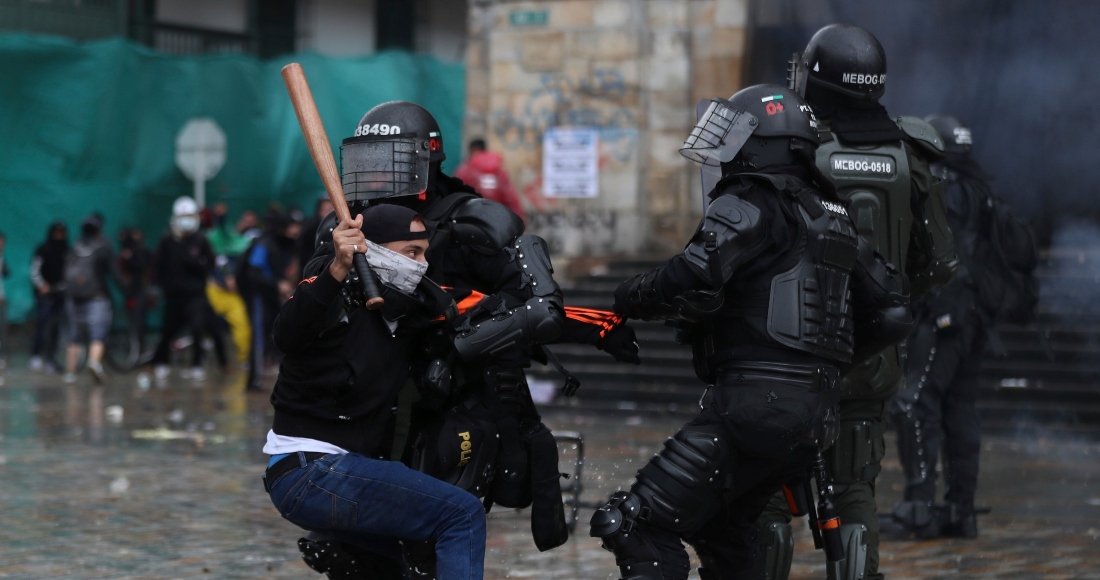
[679,98,758,176]
[341,135,430,203]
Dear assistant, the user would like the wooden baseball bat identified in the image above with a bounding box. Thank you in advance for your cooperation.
[281,62,383,309]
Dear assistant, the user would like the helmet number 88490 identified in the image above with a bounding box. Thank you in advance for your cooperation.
[355,124,401,137]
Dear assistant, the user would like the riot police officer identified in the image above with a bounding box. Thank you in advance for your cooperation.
[886,114,1029,539]
[755,24,958,580]
[299,101,640,576]
[589,84,912,580]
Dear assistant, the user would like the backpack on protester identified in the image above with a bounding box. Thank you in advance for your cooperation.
[964,180,1040,325]
[63,240,104,301]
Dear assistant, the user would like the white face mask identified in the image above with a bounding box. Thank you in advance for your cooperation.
[171,215,199,237]
[365,240,427,295]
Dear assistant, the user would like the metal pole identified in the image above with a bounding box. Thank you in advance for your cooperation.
[194,150,206,209]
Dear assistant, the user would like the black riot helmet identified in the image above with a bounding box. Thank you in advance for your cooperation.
[925,114,972,156]
[680,84,820,176]
[340,101,446,205]
[789,24,887,102]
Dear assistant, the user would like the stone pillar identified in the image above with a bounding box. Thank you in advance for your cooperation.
[463,0,748,263]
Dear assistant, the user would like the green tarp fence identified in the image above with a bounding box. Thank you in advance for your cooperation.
[0,34,466,323]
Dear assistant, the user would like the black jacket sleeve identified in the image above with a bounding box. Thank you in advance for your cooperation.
[272,269,346,354]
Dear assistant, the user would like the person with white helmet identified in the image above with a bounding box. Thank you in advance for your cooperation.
[150,197,216,381]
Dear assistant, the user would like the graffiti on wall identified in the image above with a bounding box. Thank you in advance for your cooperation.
[492,68,638,161]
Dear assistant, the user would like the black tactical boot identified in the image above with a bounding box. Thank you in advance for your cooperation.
[939,503,978,539]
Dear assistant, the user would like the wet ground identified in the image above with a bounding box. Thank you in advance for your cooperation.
[0,359,1098,579]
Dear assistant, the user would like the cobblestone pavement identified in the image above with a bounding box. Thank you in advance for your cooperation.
[0,362,1098,579]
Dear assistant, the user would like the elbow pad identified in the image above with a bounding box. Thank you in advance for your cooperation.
[681,195,765,287]
[510,234,562,299]
[453,294,565,360]
[454,234,566,360]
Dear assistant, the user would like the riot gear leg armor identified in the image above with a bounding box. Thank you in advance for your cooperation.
[590,491,692,580]
[633,425,731,533]
[839,523,868,580]
[762,522,793,580]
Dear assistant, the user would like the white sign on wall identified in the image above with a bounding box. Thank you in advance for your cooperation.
[542,127,599,198]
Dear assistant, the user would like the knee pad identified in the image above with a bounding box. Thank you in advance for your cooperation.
[297,537,403,580]
[633,427,729,533]
[589,491,678,580]
[839,523,868,580]
[762,522,793,580]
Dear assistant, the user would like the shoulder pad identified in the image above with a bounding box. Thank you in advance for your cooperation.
[707,194,765,231]
[450,198,525,252]
[895,116,946,158]
[682,193,766,286]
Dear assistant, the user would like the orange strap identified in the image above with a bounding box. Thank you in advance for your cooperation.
[455,289,487,314]
[782,485,800,516]
[565,306,624,338]
[818,517,841,530]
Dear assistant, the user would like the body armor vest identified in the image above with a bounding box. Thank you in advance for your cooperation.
[705,177,860,368]
[816,128,912,397]
[816,132,912,271]
[766,188,860,361]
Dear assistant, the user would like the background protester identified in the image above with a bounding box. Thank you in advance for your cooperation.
[150,197,216,381]
[239,209,300,390]
[117,227,155,363]
[62,215,115,384]
[454,138,526,223]
[29,222,69,372]
[204,204,252,369]
[296,195,333,278]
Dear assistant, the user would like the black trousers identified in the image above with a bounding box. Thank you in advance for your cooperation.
[152,293,209,367]
[621,364,829,579]
[892,314,985,511]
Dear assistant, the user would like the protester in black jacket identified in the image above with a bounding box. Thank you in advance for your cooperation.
[29,222,68,371]
[241,210,301,390]
[262,205,487,580]
[151,197,216,380]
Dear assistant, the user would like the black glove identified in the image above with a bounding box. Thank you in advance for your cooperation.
[614,269,677,321]
[613,273,646,317]
[596,323,641,365]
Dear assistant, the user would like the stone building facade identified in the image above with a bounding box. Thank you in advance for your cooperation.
[463,0,749,262]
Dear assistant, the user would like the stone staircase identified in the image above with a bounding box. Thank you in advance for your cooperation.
[532,258,1100,437]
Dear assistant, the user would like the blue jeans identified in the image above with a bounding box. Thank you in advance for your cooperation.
[266,451,486,580]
